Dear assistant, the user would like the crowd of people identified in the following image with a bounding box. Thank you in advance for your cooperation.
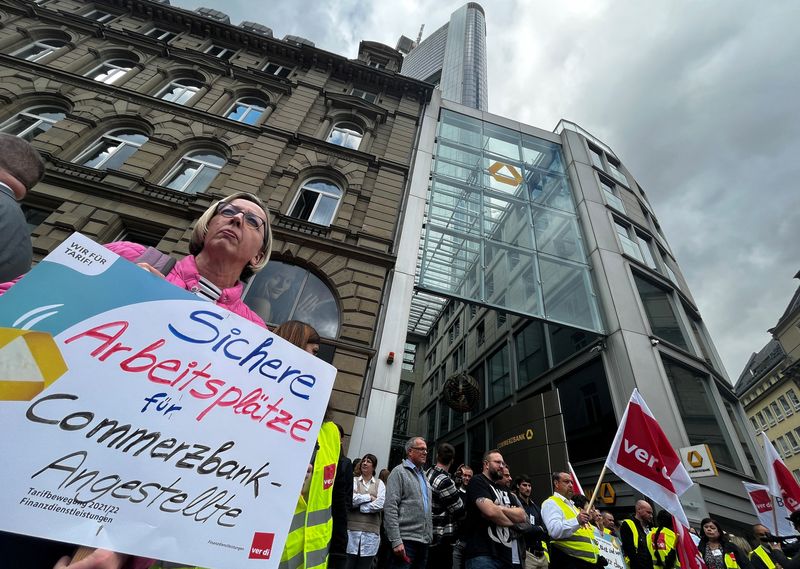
[336,439,800,569]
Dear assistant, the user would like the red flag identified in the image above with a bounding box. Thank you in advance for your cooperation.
[604,389,693,525]
[568,461,585,496]
[761,432,800,512]
[674,517,706,569]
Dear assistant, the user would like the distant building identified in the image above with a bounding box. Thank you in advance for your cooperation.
[399,3,488,111]
[737,272,800,479]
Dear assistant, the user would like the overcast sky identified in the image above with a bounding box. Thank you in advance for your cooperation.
[178,0,800,383]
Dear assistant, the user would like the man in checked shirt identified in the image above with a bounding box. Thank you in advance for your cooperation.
[426,443,466,569]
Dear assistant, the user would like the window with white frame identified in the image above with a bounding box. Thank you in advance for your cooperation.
[757,411,768,429]
[764,406,777,426]
[350,88,377,103]
[144,27,177,42]
[85,58,135,85]
[780,395,794,416]
[778,436,792,457]
[12,38,68,62]
[599,177,625,212]
[205,45,235,61]
[161,150,225,194]
[76,129,148,171]
[288,179,343,226]
[772,401,785,421]
[326,122,363,150]
[85,9,114,23]
[0,105,66,140]
[225,97,267,125]
[749,416,759,432]
[635,232,658,270]
[262,62,291,78]
[614,220,643,262]
[156,78,203,105]
[788,389,800,410]
[787,430,800,453]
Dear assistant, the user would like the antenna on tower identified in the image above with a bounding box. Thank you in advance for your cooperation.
[416,24,425,45]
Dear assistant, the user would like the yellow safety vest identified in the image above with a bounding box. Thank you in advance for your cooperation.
[544,495,599,564]
[279,421,341,569]
[724,551,740,569]
[750,546,776,569]
[647,527,679,567]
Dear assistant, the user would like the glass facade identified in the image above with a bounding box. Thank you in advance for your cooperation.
[633,274,689,349]
[418,109,603,333]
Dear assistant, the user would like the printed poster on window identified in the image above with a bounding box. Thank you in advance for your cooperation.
[0,233,336,569]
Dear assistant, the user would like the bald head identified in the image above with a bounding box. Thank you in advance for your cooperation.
[635,500,653,524]
[0,134,45,199]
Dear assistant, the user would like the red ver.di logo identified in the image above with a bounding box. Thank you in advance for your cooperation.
[249,532,275,560]
[323,463,336,489]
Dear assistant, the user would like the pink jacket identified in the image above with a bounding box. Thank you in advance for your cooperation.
[106,241,266,327]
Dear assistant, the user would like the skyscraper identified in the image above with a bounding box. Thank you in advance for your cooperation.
[399,3,488,111]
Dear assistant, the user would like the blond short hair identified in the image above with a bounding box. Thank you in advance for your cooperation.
[189,191,273,281]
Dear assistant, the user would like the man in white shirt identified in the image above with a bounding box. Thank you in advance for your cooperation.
[541,471,601,569]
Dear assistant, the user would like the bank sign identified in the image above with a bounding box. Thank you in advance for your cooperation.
[679,444,718,478]
[0,233,335,569]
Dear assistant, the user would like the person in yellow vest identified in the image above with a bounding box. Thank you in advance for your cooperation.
[647,510,678,569]
[621,500,654,569]
[541,471,603,569]
[749,524,789,569]
[697,518,753,569]
[600,511,618,538]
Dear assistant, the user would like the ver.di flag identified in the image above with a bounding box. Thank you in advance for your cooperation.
[761,432,800,513]
[604,389,694,526]
[673,516,706,569]
[743,481,795,535]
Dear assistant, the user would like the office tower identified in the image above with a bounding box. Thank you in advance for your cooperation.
[399,3,488,111]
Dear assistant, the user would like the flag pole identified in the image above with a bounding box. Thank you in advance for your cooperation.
[586,464,608,511]
[772,495,780,536]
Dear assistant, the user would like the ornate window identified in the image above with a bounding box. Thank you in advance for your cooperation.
[156,78,203,105]
[85,58,136,85]
[226,97,267,125]
[262,62,291,78]
[144,27,177,42]
[350,88,377,103]
[84,9,114,23]
[245,260,340,338]
[288,179,342,226]
[160,150,225,194]
[205,45,235,60]
[0,105,66,140]
[75,129,149,171]
[326,122,363,150]
[12,38,68,62]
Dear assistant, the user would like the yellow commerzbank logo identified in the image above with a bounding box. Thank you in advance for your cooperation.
[687,450,704,468]
[497,427,534,449]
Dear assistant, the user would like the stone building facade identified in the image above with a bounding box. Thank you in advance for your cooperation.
[0,0,432,440]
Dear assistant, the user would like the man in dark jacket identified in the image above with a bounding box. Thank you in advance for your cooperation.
[329,424,354,569]
[515,474,549,557]
[620,500,654,569]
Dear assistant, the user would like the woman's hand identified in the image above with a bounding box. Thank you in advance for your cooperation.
[136,262,166,279]
[54,549,128,569]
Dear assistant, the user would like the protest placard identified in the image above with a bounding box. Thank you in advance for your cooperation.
[0,233,336,569]
[595,528,627,569]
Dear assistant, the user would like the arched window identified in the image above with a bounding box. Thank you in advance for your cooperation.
[245,260,340,338]
[226,97,267,125]
[156,78,203,105]
[0,105,66,140]
[289,179,343,226]
[75,129,149,171]
[327,122,363,150]
[11,38,68,62]
[86,58,136,85]
[161,150,225,194]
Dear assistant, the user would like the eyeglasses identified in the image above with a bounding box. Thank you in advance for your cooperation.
[411,447,428,453]
[217,203,267,230]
